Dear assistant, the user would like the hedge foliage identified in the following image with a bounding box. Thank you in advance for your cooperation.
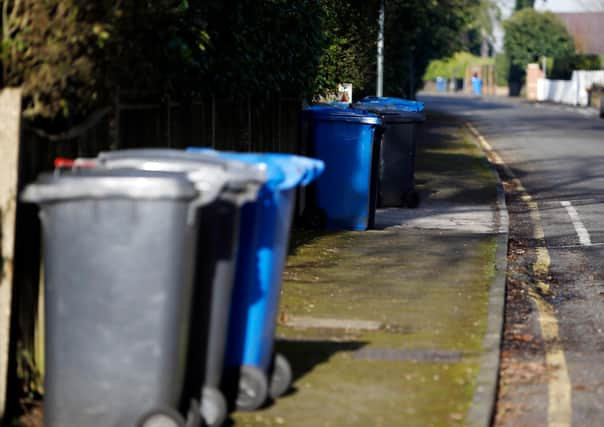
[423,52,494,81]
[503,8,575,86]
[1,0,479,127]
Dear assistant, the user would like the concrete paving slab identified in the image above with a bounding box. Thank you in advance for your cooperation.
[376,203,497,234]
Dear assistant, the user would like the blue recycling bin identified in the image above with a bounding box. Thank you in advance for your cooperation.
[304,106,382,231]
[187,148,324,411]
[472,76,483,96]
[354,97,426,208]
[436,76,447,93]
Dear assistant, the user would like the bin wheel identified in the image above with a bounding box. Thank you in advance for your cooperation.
[269,352,292,399]
[201,387,228,427]
[185,398,202,427]
[137,407,186,427]
[404,190,420,209]
[236,365,268,411]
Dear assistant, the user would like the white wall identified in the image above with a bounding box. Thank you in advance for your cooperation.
[537,70,604,106]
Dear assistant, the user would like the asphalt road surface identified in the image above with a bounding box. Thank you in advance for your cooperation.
[420,93,604,427]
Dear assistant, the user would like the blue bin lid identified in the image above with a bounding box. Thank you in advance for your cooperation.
[304,105,381,125]
[359,96,425,112]
[329,101,352,108]
[186,148,324,191]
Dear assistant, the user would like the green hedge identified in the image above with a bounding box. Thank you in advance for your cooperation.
[550,54,603,79]
[1,0,481,128]
[423,52,494,81]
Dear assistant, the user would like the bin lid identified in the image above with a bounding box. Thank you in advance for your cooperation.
[97,149,265,182]
[352,102,426,123]
[96,148,266,200]
[304,105,381,125]
[358,96,425,112]
[21,169,198,204]
[187,148,324,192]
[329,101,352,108]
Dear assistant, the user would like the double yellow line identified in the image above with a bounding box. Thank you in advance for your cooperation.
[465,122,572,427]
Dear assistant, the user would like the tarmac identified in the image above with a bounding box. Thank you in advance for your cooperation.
[230,112,509,427]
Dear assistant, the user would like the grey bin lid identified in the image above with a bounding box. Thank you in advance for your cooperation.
[352,104,426,124]
[21,169,199,204]
[97,149,266,204]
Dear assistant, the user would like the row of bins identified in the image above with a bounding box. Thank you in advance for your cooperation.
[20,96,425,427]
[302,96,425,230]
[22,150,324,427]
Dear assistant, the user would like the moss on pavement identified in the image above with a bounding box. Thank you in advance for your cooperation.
[231,115,499,426]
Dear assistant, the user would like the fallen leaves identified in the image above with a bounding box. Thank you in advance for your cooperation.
[511,333,535,343]
[499,360,549,385]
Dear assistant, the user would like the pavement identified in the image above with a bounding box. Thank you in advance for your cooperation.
[230,112,509,426]
[421,93,604,427]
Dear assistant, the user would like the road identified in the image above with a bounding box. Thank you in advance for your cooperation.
[419,94,604,427]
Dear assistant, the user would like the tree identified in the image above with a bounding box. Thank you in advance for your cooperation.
[468,0,501,57]
[381,0,480,98]
[311,0,377,99]
[504,8,575,94]
[1,0,211,126]
[1,0,487,125]
[504,9,574,69]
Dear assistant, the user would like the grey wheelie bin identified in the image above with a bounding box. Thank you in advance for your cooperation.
[353,97,426,208]
[21,168,219,427]
[93,148,266,427]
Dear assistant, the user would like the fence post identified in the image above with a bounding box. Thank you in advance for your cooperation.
[277,96,282,152]
[161,94,172,148]
[247,96,252,152]
[211,95,216,148]
[0,87,22,425]
[111,88,121,150]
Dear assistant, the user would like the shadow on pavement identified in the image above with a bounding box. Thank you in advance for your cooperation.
[274,338,368,390]
[222,339,367,426]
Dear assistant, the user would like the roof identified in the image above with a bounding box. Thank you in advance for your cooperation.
[556,12,604,55]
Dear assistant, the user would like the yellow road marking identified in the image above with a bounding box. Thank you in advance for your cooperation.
[529,288,572,427]
[535,247,551,276]
[465,122,572,427]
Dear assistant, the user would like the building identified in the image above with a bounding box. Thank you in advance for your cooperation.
[555,12,604,55]
[535,0,604,55]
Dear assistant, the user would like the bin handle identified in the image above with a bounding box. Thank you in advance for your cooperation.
[54,157,97,174]
[54,158,75,168]
[185,169,229,225]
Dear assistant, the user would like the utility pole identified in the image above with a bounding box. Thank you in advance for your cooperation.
[377,0,384,97]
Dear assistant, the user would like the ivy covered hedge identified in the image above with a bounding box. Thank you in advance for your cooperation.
[1,0,479,128]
